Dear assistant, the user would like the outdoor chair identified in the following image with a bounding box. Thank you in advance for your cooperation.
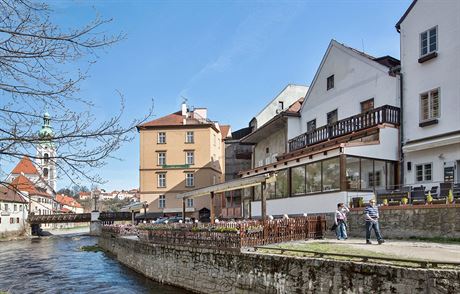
[426,186,439,198]
[440,182,453,197]
[410,189,426,205]
[453,183,460,197]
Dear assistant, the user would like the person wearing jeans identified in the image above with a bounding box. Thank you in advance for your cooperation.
[364,199,384,244]
[335,203,349,240]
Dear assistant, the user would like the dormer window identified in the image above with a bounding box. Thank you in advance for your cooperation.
[278,101,284,111]
[327,75,334,90]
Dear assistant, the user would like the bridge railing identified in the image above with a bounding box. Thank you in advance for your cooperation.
[103,216,326,250]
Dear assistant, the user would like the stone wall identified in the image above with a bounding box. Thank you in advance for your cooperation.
[99,235,460,294]
[347,204,460,239]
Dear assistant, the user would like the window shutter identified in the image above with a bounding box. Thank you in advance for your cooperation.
[431,90,439,118]
[420,94,429,121]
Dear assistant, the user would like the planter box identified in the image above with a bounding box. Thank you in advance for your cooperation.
[432,199,446,205]
[412,199,426,205]
[388,201,400,206]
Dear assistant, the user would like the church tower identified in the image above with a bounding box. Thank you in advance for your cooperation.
[36,112,57,193]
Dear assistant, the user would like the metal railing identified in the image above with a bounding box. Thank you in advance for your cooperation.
[288,105,400,152]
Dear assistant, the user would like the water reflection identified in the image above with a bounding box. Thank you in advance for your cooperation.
[0,235,190,294]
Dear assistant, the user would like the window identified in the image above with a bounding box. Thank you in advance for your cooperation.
[157,152,166,166]
[44,153,49,164]
[185,173,194,187]
[186,151,194,165]
[157,132,166,144]
[10,217,14,224]
[420,89,440,122]
[327,109,338,125]
[43,168,48,178]
[327,75,334,90]
[306,161,322,193]
[16,217,19,223]
[275,169,288,198]
[158,195,165,208]
[186,131,194,143]
[186,198,194,208]
[4,204,8,211]
[444,167,454,183]
[322,157,340,191]
[14,204,17,211]
[416,163,432,182]
[265,147,269,154]
[361,98,374,113]
[307,119,316,132]
[19,205,23,211]
[278,101,284,111]
[291,165,306,195]
[157,173,166,188]
[213,134,216,146]
[420,26,437,57]
[346,157,360,190]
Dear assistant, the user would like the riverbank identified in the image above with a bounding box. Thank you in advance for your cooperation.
[99,234,460,293]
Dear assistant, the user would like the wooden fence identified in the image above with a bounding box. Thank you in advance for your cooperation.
[103,216,326,250]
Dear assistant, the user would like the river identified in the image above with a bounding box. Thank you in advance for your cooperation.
[0,234,191,293]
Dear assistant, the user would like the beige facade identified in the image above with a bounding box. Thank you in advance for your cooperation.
[138,106,227,219]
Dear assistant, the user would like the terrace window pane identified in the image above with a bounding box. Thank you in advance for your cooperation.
[265,182,276,200]
[322,157,340,191]
[361,158,374,190]
[254,185,261,201]
[291,165,306,195]
[386,162,396,190]
[306,161,322,193]
[275,169,289,198]
[373,160,387,190]
[346,157,360,190]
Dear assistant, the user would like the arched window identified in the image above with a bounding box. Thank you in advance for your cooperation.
[44,153,49,164]
[43,168,49,178]
[38,209,41,215]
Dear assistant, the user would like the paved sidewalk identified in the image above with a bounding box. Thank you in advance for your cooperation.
[298,238,460,263]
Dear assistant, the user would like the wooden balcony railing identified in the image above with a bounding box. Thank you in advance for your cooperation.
[288,105,400,152]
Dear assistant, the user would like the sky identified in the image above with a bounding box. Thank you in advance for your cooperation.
[4,0,414,192]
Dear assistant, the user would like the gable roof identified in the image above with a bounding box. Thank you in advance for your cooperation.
[56,194,82,208]
[285,97,305,115]
[395,0,418,32]
[11,156,39,175]
[10,175,50,197]
[300,39,400,112]
[0,185,27,203]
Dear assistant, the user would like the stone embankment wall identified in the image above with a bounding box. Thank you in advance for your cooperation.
[99,235,459,294]
[347,204,460,239]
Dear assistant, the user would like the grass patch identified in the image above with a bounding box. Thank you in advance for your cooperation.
[406,236,460,244]
[80,245,103,252]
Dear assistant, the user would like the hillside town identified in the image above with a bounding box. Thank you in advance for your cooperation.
[1,0,459,293]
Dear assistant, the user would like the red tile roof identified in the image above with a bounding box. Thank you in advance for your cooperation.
[285,97,305,114]
[137,110,217,130]
[0,185,27,203]
[56,194,82,208]
[220,125,231,139]
[10,175,50,197]
[11,156,39,175]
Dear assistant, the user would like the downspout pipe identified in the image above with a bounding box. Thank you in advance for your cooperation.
[390,65,404,187]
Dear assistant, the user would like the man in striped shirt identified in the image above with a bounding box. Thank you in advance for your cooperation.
[364,199,385,244]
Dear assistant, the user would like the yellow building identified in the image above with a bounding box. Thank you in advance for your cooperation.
[137,103,229,220]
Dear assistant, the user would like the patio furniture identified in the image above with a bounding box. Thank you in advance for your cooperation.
[426,186,439,198]
[410,189,426,204]
[440,182,453,197]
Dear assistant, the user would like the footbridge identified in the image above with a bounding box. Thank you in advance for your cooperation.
[28,211,133,236]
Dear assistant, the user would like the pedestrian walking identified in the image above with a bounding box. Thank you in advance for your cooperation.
[335,203,349,240]
[364,199,385,244]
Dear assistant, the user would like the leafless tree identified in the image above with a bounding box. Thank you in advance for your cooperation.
[0,0,153,188]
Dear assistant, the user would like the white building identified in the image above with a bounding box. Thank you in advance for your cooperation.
[397,0,460,187]
[242,40,401,217]
[0,186,28,238]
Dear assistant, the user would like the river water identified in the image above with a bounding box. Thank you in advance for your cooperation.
[0,234,190,294]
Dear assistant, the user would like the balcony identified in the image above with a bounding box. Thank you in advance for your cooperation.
[288,105,400,152]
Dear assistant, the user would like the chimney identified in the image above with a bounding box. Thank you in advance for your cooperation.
[181,102,187,125]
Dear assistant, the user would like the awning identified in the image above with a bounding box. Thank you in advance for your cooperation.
[403,133,460,153]
[176,173,276,200]
[119,201,147,212]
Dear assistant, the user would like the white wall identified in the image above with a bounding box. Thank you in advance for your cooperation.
[253,127,286,168]
[0,201,27,234]
[400,0,460,143]
[344,127,400,161]
[290,40,400,141]
[254,85,308,129]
